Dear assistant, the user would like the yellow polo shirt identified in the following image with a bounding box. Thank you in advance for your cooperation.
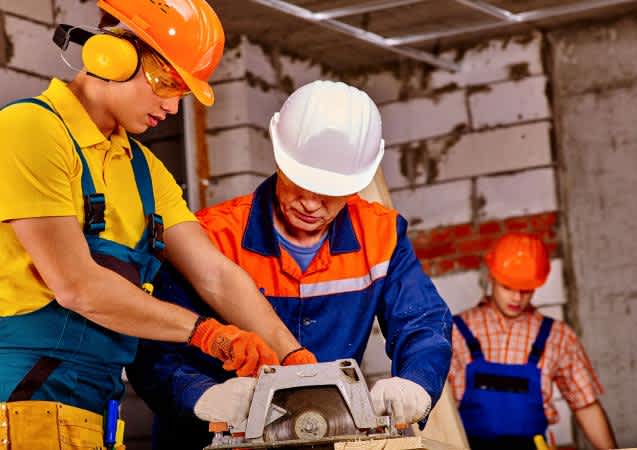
[0,78,196,316]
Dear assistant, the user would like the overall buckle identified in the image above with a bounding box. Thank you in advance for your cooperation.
[148,213,166,253]
[83,193,106,234]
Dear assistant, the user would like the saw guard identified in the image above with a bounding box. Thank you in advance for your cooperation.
[206,359,395,449]
[245,359,389,441]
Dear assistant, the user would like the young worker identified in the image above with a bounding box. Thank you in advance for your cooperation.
[0,1,309,447]
[449,232,616,450]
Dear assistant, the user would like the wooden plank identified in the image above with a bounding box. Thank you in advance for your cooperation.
[358,168,469,450]
[334,436,467,450]
[194,99,210,209]
[416,383,468,448]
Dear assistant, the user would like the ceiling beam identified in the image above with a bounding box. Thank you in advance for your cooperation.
[314,0,425,20]
[452,0,519,22]
[515,0,637,21]
[388,0,637,46]
[249,0,460,71]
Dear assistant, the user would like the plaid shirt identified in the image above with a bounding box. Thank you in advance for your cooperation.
[449,299,603,424]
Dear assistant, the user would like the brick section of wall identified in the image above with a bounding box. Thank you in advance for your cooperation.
[411,211,559,278]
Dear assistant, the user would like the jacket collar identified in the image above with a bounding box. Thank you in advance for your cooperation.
[242,174,361,257]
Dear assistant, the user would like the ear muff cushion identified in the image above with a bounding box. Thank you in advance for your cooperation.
[82,34,139,82]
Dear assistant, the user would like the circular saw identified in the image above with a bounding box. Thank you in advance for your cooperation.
[205,359,407,449]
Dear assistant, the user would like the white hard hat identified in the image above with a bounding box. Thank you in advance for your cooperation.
[270,80,384,197]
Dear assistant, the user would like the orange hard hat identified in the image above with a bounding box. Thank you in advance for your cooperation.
[97,0,225,106]
[485,232,550,291]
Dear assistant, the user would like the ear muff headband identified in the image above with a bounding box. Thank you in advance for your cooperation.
[53,24,140,82]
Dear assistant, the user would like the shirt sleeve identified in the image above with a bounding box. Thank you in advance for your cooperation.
[0,103,78,222]
[553,323,604,410]
[126,264,232,417]
[140,143,196,230]
[448,323,469,403]
[378,215,453,407]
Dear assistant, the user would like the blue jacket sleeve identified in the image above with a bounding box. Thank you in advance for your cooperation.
[126,264,233,418]
[377,215,452,406]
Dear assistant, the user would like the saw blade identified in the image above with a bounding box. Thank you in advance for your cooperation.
[262,386,366,443]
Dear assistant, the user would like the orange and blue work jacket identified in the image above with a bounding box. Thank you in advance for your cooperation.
[127,175,452,449]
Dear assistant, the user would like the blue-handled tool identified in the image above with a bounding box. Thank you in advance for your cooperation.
[104,399,119,449]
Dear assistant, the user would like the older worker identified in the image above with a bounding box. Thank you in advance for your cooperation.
[128,80,453,450]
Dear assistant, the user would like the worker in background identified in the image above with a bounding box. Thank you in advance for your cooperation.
[0,0,311,448]
[449,232,617,450]
[127,80,453,450]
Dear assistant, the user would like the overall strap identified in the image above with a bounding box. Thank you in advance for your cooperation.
[528,317,554,365]
[453,315,484,360]
[7,356,62,401]
[3,98,105,234]
[129,139,165,253]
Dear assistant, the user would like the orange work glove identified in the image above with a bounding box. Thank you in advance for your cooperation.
[188,317,280,377]
[281,347,317,365]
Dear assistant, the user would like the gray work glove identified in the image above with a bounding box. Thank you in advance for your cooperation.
[193,377,256,429]
[370,377,432,424]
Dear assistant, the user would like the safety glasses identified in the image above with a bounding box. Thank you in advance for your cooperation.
[138,44,190,98]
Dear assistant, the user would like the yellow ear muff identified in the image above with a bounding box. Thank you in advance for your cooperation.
[81,34,139,82]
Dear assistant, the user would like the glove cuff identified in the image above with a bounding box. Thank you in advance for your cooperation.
[281,347,317,365]
[188,317,221,351]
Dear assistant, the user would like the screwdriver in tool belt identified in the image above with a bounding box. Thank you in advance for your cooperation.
[104,400,119,450]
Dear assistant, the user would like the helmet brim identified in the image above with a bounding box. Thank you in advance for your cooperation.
[174,65,214,106]
[489,269,547,291]
[270,113,384,197]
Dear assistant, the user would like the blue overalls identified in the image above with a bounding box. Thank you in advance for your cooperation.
[0,98,165,414]
[453,315,554,450]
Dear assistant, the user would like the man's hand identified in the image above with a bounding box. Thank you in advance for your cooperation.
[194,378,256,427]
[189,318,280,376]
[370,377,432,424]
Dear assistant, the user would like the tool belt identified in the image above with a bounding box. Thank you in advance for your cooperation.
[0,401,125,450]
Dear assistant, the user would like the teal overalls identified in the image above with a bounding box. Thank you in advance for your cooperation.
[0,98,165,414]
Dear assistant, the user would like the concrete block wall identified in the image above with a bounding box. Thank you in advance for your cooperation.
[1,3,64,104]
[548,16,637,447]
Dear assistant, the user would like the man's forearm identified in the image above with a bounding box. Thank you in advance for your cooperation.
[195,258,299,359]
[165,221,301,360]
[10,215,199,343]
[574,401,617,450]
[71,263,198,342]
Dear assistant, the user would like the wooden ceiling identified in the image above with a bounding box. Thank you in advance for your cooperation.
[208,0,637,73]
